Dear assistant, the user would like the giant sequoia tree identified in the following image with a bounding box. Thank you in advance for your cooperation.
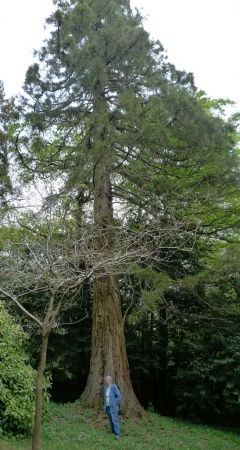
[17,0,240,416]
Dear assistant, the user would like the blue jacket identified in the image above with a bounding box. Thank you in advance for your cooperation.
[103,384,121,413]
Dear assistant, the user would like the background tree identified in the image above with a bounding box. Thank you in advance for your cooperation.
[120,238,240,423]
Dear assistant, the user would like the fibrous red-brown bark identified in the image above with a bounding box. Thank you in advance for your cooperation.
[80,160,143,416]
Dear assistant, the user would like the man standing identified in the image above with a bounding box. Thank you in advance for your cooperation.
[103,375,121,438]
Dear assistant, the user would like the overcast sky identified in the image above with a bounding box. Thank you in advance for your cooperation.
[1,0,239,110]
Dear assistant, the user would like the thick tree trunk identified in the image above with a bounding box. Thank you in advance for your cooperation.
[80,160,143,416]
[32,332,49,450]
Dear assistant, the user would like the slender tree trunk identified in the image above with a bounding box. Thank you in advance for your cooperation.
[80,160,143,416]
[32,332,49,450]
[156,309,168,414]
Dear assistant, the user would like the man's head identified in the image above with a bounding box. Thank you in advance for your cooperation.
[105,375,112,386]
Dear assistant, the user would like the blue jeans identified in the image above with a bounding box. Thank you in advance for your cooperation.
[106,406,121,436]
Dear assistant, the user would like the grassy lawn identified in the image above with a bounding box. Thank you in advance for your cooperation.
[1,402,240,450]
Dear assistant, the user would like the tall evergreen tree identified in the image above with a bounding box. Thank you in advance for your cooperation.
[18,0,240,417]
[20,0,169,416]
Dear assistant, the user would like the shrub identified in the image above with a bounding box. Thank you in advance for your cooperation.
[0,302,50,437]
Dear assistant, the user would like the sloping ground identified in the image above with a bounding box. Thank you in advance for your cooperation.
[1,402,240,450]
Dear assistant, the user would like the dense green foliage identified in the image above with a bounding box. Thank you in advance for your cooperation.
[122,246,240,424]
[0,302,50,437]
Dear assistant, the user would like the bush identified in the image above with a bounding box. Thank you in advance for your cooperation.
[0,302,50,437]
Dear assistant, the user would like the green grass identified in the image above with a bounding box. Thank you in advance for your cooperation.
[1,402,240,450]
